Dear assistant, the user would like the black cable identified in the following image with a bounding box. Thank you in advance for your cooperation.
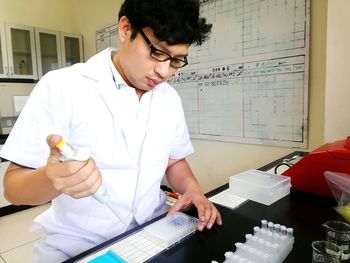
[274,162,292,174]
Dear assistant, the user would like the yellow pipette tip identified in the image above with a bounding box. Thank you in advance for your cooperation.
[56,140,65,148]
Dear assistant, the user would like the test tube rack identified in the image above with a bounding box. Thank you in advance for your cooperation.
[220,220,294,263]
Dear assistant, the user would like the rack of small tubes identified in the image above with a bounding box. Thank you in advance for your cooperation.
[213,220,294,263]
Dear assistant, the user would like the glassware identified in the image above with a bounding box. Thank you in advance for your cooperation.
[312,240,341,263]
[323,220,350,260]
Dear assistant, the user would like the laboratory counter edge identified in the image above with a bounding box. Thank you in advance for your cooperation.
[65,151,345,263]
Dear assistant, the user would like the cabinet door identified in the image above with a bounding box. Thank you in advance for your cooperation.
[5,23,38,79]
[35,28,62,78]
[61,33,83,67]
[0,23,9,78]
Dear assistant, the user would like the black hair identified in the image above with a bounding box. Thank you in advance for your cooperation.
[118,0,212,45]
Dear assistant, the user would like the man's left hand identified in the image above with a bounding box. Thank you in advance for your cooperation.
[167,191,222,231]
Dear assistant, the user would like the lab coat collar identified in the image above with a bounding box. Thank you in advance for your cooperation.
[79,48,144,164]
[78,48,154,119]
[79,48,124,84]
[79,48,121,108]
[76,49,128,148]
[80,48,152,94]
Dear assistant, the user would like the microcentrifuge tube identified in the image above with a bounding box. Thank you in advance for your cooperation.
[265,241,272,249]
[273,223,281,233]
[236,255,245,262]
[279,234,287,243]
[224,251,234,260]
[272,243,279,254]
[261,219,268,229]
[255,249,264,258]
[258,238,265,250]
[231,254,240,261]
[235,242,244,254]
[250,247,258,258]
[267,231,273,242]
[245,234,252,242]
[251,235,258,245]
[268,222,274,232]
[253,226,260,236]
[241,244,249,257]
[262,253,271,263]
[287,227,294,238]
[280,225,287,235]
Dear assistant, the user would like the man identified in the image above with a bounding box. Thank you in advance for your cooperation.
[0,0,222,261]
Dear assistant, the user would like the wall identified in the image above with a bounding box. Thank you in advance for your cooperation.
[71,0,123,60]
[0,0,121,62]
[324,0,350,142]
[0,0,74,32]
[179,0,328,191]
[0,0,329,192]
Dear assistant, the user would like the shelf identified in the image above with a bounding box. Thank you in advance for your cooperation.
[12,50,31,55]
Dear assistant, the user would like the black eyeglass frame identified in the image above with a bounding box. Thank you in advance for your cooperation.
[139,29,188,68]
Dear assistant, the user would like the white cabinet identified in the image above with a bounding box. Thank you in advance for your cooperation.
[0,23,8,78]
[4,23,38,79]
[35,28,62,78]
[36,30,83,77]
[1,23,37,79]
[61,32,83,67]
[1,23,84,80]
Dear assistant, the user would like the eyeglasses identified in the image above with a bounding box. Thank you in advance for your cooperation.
[139,29,188,68]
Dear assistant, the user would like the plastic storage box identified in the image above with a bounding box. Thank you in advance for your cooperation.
[228,169,291,205]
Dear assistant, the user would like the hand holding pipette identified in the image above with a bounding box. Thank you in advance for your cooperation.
[46,134,102,200]
[55,139,110,202]
[47,136,128,225]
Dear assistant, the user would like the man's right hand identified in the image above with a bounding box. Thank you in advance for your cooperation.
[45,134,103,199]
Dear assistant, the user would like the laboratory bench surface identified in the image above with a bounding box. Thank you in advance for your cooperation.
[0,134,8,145]
[65,151,345,262]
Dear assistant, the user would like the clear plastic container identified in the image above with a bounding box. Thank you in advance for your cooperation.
[228,169,291,205]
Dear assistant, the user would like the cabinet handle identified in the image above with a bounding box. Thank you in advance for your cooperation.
[4,66,8,77]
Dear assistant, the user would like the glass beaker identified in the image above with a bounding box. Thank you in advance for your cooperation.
[312,240,341,263]
[323,220,350,260]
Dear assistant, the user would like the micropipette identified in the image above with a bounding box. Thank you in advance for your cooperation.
[55,139,128,225]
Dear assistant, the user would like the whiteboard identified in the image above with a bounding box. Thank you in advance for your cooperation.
[96,24,119,52]
[168,0,310,148]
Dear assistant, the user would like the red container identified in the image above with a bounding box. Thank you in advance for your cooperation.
[282,136,350,196]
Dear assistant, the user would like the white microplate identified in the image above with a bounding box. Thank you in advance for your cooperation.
[77,212,198,263]
[144,212,198,246]
[209,189,247,210]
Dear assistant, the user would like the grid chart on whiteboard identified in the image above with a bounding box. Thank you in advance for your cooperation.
[96,24,120,53]
[169,0,309,147]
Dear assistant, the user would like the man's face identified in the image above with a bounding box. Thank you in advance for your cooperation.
[116,23,189,95]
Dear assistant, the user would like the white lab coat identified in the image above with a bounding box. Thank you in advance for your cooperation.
[0,48,194,261]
